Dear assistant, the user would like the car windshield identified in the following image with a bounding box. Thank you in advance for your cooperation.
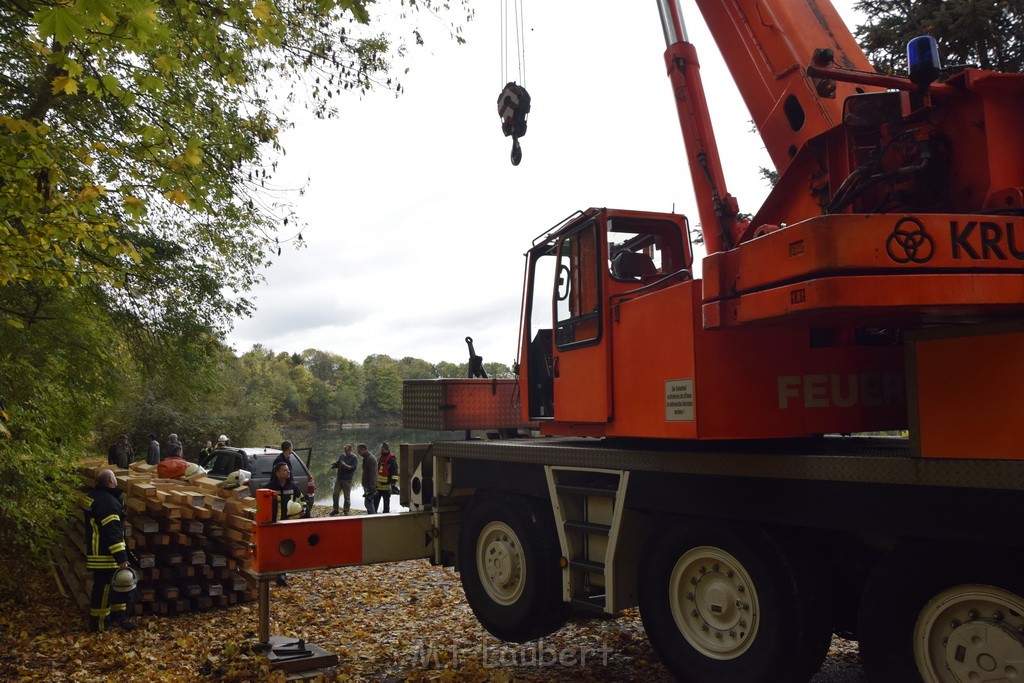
[255,454,305,477]
[205,452,241,477]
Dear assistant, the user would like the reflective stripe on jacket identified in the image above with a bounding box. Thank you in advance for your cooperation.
[268,477,301,520]
[85,487,128,570]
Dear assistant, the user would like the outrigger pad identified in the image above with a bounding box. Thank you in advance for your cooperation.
[263,635,339,674]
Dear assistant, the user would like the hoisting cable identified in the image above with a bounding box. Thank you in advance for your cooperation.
[497,0,530,166]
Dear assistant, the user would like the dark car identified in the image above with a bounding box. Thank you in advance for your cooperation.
[199,447,316,516]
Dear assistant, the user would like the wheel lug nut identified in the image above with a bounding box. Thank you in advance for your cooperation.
[690,577,697,586]
[701,623,709,632]
[691,609,699,617]
[737,585,745,593]
[712,563,719,571]
[950,619,961,629]
[994,611,1004,621]
[714,631,722,639]
[739,619,747,627]
[968,610,979,620]
[726,570,734,578]
[699,566,706,575]
[729,630,736,637]
[687,592,695,601]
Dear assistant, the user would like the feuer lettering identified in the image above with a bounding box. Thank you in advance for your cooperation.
[951,221,1024,260]
[778,373,904,409]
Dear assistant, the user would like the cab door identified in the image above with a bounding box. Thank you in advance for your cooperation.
[551,219,611,423]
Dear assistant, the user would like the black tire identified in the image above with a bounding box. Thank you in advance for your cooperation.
[859,541,1024,683]
[457,491,567,642]
[638,519,832,683]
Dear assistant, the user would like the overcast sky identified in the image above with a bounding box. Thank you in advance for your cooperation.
[226,0,863,366]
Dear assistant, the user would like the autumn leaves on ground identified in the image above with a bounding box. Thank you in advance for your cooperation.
[0,556,673,683]
[0,501,865,683]
[0,559,867,683]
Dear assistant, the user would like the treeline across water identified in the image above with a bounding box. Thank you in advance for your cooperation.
[237,345,513,430]
[120,344,513,460]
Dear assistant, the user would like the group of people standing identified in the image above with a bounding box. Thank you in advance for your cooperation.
[106,433,229,468]
[329,442,398,515]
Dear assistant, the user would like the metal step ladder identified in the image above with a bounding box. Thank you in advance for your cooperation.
[546,468,629,613]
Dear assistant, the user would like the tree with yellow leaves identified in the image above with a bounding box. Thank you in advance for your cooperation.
[0,0,469,581]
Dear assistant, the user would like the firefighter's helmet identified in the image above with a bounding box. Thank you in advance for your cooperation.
[286,499,304,517]
[111,566,139,593]
[224,469,251,489]
[184,463,207,478]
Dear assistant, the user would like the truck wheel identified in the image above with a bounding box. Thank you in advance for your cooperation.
[457,492,567,642]
[859,542,1024,683]
[638,520,831,683]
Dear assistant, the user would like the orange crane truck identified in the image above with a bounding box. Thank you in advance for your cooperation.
[251,1,1024,681]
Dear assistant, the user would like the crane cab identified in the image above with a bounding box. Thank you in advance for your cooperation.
[517,208,907,440]
[520,208,693,428]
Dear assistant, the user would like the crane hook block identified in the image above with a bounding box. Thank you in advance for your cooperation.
[497,82,531,166]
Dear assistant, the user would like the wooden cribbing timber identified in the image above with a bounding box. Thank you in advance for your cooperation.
[55,459,260,617]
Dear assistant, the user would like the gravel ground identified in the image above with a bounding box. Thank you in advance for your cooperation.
[812,638,866,682]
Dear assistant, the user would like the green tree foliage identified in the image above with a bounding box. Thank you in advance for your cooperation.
[334,356,367,419]
[484,361,514,379]
[432,360,514,378]
[0,0,469,575]
[300,349,366,423]
[235,345,308,424]
[364,353,403,415]
[398,356,438,380]
[853,0,1024,74]
[433,360,462,377]
[0,291,120,566]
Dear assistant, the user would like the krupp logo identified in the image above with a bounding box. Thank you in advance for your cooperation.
[886,216,935,264]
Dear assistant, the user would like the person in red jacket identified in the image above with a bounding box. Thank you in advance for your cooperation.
[156,444,188,478]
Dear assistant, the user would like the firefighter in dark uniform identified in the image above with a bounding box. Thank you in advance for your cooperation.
[268,461,302,586]
[85,469,134,632]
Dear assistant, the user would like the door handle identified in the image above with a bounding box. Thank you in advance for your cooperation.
[552,356,559,378]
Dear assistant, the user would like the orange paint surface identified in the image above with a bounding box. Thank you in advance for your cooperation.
[913,329,1024,459]
[252,512,364,573]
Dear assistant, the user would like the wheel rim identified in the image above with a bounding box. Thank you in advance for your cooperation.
[914,584,1024,682]
[668,545,760,659]
[476,520,525,606]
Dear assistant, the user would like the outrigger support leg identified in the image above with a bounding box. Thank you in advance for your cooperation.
[254,577,271,652]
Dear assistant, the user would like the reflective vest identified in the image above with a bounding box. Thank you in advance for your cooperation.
[377,453,396,491]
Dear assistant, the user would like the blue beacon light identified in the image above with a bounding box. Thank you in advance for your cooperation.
[907,35,941,88]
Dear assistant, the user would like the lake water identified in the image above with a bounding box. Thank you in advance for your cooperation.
[284,424,462,513]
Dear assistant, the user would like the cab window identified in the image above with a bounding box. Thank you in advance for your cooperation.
[555,222,600,348]
[608,218,688,283]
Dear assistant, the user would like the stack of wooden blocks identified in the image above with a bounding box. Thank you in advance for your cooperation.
[56,459,261,616]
